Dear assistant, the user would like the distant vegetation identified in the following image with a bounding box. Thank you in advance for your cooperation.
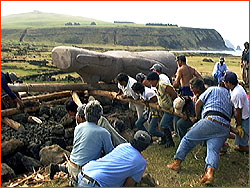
[146,23,178,27]
[65,22,80,26]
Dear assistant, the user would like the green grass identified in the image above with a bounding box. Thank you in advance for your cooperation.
[1,11,175,29]
[143,137,249,187]
[1,11,112,29]
[187,56,242,79]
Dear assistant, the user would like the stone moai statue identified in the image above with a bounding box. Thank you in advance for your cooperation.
[52,46,177,85]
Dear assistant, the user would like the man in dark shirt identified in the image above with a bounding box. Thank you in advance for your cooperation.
[1,71,24,109]
[241,42,249,85]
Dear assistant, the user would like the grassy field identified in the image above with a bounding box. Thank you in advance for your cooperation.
[186,55,242,79]
[143,137,249,187]
[1,43,248,187]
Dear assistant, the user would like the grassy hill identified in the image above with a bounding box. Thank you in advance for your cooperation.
[1,11,229,51]
[1,11,114,29]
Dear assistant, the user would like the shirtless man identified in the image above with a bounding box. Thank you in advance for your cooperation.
[173,55,202,96]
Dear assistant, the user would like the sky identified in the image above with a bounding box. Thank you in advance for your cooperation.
[1,1,249,50]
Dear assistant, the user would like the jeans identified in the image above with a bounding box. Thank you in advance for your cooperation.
[135,114,148,132]
[174,116,193,140]
[174,118,230,170]
[136,116,165,138]
[149,117,165,137]
[160,112,174,130]
[235,118,249,146]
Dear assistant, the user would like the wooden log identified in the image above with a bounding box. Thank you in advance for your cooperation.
[71,92,82,106]
[44,97,70,105]
[1,97,70,117]
[8,83,117,92]
[1,106,41,117]
[89,90,180,116]
[22,91,72,101]
[2,117,24,130]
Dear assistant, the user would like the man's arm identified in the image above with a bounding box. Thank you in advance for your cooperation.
[102,131,114,154]
[173,69,182,88]
[147,95,157,103]
[195,99,203,120]
[193,68,202,79]
[235,108,242,127]
[1,81,18,100]
[165,85,177,100]
[123,177,136,187]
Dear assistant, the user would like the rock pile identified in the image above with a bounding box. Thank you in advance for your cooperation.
[1,96,137,183]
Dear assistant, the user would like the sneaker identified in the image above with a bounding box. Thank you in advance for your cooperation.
[159,136,167,145]
[50,163,59,179]
[220,143,230,155]
[165,140,175,148]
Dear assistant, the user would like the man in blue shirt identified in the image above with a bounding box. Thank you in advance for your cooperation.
[1,71,24,109]
[212,56,229,83]
[78,130,151,187]
[167,85,232,185]
[50,100,114,185]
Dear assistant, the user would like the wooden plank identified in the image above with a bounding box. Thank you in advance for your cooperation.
[22,91,72,101]
[71,92,82,106]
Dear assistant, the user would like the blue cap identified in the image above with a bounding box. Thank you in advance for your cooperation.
[223,71,238,85]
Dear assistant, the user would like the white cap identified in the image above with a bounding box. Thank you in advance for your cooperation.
[173,97,185,114]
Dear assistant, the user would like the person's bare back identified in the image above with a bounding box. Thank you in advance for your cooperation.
[180,65,198,86]
[174,64,202,87]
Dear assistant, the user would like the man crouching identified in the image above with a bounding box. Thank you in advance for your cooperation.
[78,130,151,187]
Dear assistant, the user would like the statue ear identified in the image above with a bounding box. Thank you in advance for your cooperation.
[76,54,92,66]
[76,54,113,67]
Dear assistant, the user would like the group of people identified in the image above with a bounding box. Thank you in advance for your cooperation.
[111,54,249,185]
[1,50,249,186]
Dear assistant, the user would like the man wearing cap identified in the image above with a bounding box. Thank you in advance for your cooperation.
[223,71,249,153]
[1,71,24,109]
[78,130,151,187]
[173,55,202,96]
[212,56,229,83]
[50,100,114,185]
[147,72,177,147]
[167,83,233,185]
[150,63,171,84]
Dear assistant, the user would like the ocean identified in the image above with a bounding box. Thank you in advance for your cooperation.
[170,50,242,56]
